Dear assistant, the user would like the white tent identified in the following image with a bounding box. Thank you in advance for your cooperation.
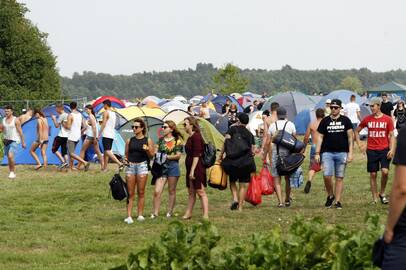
[161,100,189,113]
[173,95,188,103]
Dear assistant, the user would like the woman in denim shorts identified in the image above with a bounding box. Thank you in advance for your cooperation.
[124,118,155,224]
[151,120,183,219]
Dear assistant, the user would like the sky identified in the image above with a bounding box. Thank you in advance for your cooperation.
[20,0,406,77]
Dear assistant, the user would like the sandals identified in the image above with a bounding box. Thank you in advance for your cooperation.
[379,194,389,205]
[34,165,43,171]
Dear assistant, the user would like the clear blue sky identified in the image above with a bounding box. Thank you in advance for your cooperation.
[20,0,406,77]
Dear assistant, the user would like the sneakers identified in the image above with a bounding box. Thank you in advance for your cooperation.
[304,181,312,194]
[124,217,134,224]
[325,195,335,208]
[334,201,343,209]
[166,212,172,218]
[230,201,239,210]
[379,194,389,205]
[137,216,145,222]
[8,172,16,179]
[150,214,158,219]
[285,198,292,207]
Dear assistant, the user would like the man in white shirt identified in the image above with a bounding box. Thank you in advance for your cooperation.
[344,94,361,130]
[51,103,70,169]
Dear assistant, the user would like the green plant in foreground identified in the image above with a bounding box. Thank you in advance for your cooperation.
[111,214,383,270]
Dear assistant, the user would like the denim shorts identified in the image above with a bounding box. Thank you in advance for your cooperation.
[321,152,347,178]
[126,161,149,175]
[163,161,180,177]
[4,142,19,156]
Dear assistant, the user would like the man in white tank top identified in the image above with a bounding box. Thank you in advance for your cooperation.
[0,105,26,179]
[98,99,123,172]
[51,103,70,169]
[66,102,89,171]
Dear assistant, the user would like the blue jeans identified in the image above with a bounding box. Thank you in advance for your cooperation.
[322,152,347,178]
[4,142,19,156]
[126,161,149,175]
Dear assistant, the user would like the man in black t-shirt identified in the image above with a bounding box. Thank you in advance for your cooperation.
[380,93,394,117]
[382,126,406,269]
[315,99,354,209]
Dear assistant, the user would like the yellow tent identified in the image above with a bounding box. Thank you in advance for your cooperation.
[99,106,165,121]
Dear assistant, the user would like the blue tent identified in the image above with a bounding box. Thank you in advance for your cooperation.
[211,95,243,113]
[315,90,363,109]
[1,116,83,165]
[0,109,5,117]
[85,130,125,162]
[294,109,313,135]
[41,104,71,117]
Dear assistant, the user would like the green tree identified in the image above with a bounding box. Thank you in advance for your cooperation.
[212,63,248,95]
[338,75,364,93]
[0,0,60,108]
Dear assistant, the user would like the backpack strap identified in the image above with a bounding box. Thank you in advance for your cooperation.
[276,121,288,155]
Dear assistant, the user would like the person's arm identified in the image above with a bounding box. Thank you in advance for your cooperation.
[51,115,60,128]
[356,111,361,122]
[314,132,323,163]
[98,111,109,138]
[189,134,202,180]
[125,139,130,162]
[190,157,199,180]
[66,114,73,130]
[346,128,354,163]
[354,125,365,153]
[90,117,97,139]
[303,126,311,146]
[387,130,396,159]
[145,138,155,158]
[81,118,87,134]
[384,164,406,244]
[15,118,26,148]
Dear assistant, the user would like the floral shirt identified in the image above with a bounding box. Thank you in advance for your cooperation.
[157,137,183,156]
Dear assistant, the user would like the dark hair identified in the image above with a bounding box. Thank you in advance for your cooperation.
[381,92,388,97]
[350,95,356,100]
[316,108,325,119]
[4,105,13,111]
[85,104,96,116]
[270,102,279,112]
[165,120,183,141]
[69,101,77,110]
[184,116,200,132]
[133,117,147,135]
[103,99,112,107]
[56,103,64,108]
[33,108,45,118]
[262,110,270,116]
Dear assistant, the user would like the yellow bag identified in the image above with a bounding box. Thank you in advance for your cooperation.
[208,162,228,190]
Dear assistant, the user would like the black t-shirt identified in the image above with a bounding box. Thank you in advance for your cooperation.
[380,101,393,116]
[222,104,230,114]
[394,109,406,129]
[317,115,353,153]
[393,127,406,231]
[227,125,255,147]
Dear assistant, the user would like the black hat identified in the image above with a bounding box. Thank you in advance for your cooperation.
[237,112,249,124]
[276,107,287,119]
[330,99,342,108]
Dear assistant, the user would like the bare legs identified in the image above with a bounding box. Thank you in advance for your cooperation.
[126,174,148,218]
[324,175,344,201]
[78,139,104,170]
[229,182,248,210]
[370,169,389,201]
[152,176,178,216]
[103,150,122,171]
[30,142,48,169]
[183,181,208,219]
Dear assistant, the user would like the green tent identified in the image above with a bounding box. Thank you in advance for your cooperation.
[177,117,225,151]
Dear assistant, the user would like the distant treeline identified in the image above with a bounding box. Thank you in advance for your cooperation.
[61,63,406,99]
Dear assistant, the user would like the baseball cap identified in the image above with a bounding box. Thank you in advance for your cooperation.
[237,112,249,124]
[325,99,332,104]
[330,99,342,108]
[276,107,287,119]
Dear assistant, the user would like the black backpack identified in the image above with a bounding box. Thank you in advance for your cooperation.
[225,128,250,159]
[202,143,216,168]
[109,174,128,201]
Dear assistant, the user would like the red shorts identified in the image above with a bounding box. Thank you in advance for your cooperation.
[310,159,321,172]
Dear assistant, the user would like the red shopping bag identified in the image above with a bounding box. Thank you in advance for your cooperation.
[259,164,274,195]
[245,175,262,206]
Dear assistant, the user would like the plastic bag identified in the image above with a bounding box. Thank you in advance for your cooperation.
[259,164,274,195]
[245,175,262,206]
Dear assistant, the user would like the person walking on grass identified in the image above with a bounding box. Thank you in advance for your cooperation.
[380,92,394,117]
[354,97,395,204]
[151,120,183,219]
[303,108,325,193]
[66,102,90,171]
[124,118,155,224]
[30,109,49,170]
[0,105,26,179]
[220,113,256,211]
[394,100,406,132]
[182,116,209,220]
[315,99,353,209]
[51,103,69,170]
[263,107,296,207]
[382,126,406,269]
[77,105,104,170]
[99,100,124,172]
[344,94,361,131]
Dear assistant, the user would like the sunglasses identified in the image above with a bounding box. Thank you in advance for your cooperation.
[132,125,142,129]
[161,125,169,129]
[330,106,340,110]
[369,104,376,108]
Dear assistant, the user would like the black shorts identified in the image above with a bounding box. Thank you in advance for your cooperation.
[229,171,251,183]
[52,136,68,156]
[102,137,114,151]
[367,149,390,172]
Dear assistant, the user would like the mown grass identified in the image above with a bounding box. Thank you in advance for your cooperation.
[0,149,392,270]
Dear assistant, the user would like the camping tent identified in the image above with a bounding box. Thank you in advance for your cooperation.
[294,109,314,135]
[99,106,165,121]
[142,96,162,105]
[162,109,192,124]
[119,116,164,144]
[92,96,125,113]
[315,90,364,109]
[172,95,188,103]
[211,95,243,113]
[189,95,203,104]
[368,81,406,101]
[161,100,189,113]
[262,91,316,121]
[177,118,225,151]
[191,106,228,134]
[230,93,242,99]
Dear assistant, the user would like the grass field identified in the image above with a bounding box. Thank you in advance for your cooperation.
[0,149,392,270]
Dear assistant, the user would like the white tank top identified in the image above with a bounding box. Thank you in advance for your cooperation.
[58,112,70,138]
[85,115,99,138]
[68,112,83,142]
[2,117,20,143]
[102,111,116,139]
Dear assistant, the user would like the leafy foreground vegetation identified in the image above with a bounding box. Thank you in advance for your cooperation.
[111,214,382,270]
[0,151,391,269]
